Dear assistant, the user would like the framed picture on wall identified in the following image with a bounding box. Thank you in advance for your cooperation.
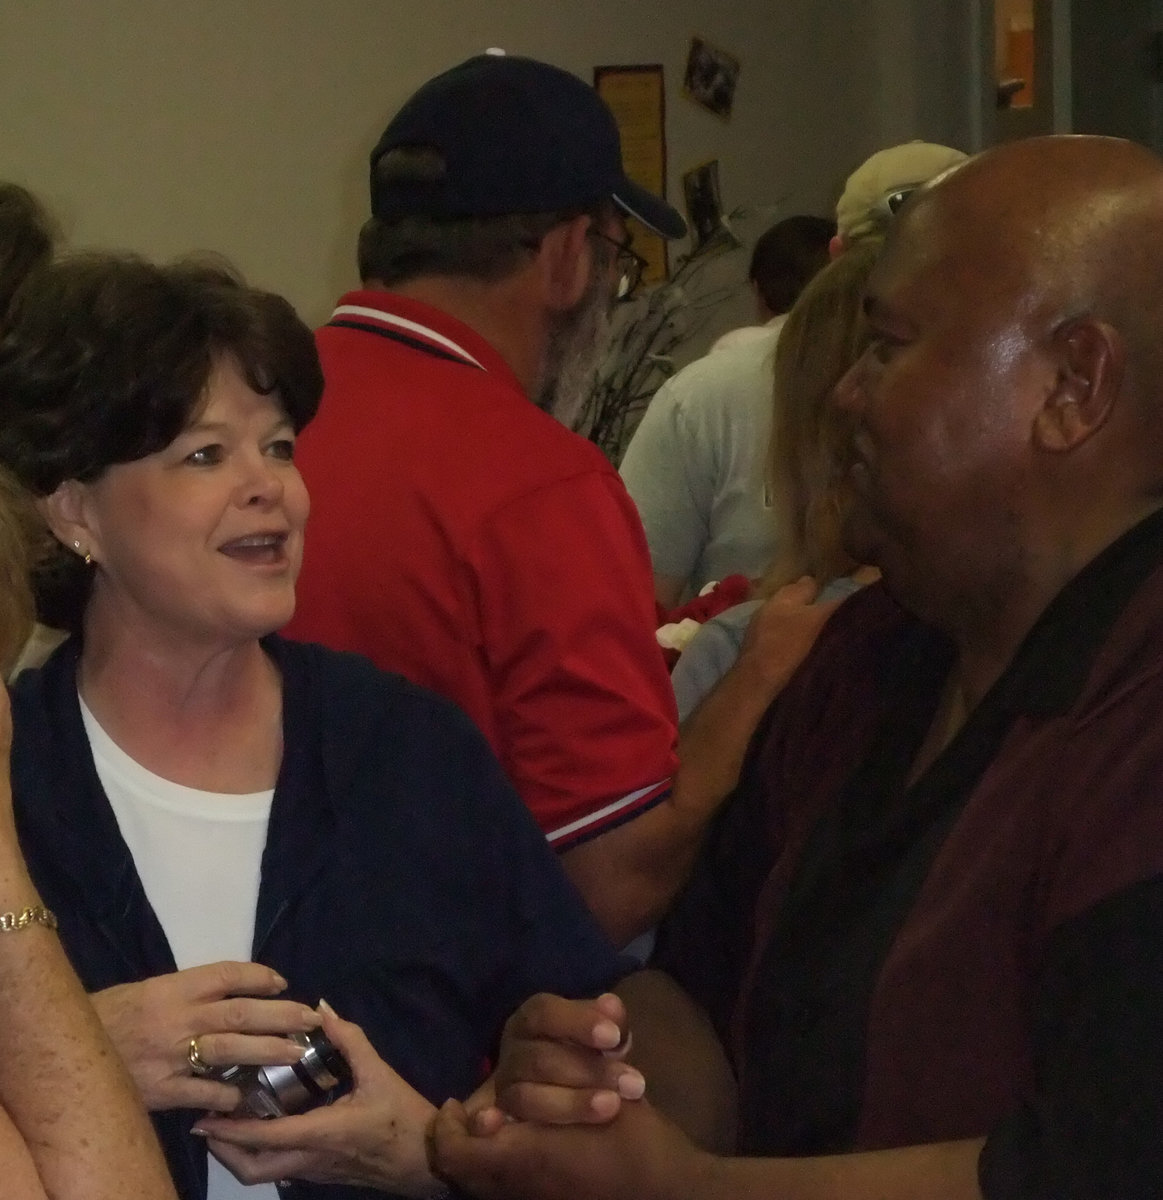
[682,36,740,121]
[594,63,670,284]
[682,158,727,253]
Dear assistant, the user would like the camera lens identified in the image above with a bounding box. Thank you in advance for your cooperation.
[217,1029,351,1119]
[261,1030,349,1113]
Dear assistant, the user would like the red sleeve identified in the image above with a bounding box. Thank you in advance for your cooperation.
[468,469,678,848]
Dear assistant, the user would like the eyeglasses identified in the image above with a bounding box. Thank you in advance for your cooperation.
[877,186,918,219]
[589,229,649,301]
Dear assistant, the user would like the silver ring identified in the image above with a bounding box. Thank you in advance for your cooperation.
[187,1036,213,1078]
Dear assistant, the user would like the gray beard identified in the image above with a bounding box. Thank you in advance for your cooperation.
[534,268,612,429]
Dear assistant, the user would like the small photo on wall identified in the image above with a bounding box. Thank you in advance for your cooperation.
[682,36,740,120]
[682,158,727,253]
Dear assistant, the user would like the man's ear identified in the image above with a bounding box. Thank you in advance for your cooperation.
[37,480,96,561]
[535,215,594,312]
[1033,317,1124,453]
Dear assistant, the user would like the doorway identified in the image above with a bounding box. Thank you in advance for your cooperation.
[984,0,1163,151]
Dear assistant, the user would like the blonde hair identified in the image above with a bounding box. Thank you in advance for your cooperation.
[0,465,50,674]
[762,236,883,593]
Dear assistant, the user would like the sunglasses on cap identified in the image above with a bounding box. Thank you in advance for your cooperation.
[876,185,919,220]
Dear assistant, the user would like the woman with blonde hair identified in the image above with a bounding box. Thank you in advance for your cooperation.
[0,182,66,679]
[0,462,176,1200]
[0,181,180,1200]
[670,238,883,720]
[762,236,882,591]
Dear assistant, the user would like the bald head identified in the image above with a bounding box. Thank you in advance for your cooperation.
[834,135,1163,640]
[899,136,1163,412]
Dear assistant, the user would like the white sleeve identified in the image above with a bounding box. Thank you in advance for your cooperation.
[619,374,714,586]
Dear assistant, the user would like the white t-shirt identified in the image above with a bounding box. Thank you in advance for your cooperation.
[619,317,785,598]
[81,697,279,1200]
[708,316,784,355]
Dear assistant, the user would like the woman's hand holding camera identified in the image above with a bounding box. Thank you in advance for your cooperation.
[194,1002,444,1197]
[91,961,319,1112]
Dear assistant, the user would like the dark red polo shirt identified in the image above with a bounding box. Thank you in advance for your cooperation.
[658,508,1163,1196]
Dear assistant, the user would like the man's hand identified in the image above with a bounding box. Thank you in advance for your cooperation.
[433,1094,715,1200]
[90,962,319,1112]
[194,1003,441,1197]
[474,992,645,1132]
[475,973,735,1154]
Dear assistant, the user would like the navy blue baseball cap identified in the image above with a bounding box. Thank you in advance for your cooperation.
[369,53,687,240]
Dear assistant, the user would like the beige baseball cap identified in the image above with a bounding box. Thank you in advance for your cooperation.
[835,141,968,241]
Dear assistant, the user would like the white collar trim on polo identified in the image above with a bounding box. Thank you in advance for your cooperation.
[331,304,486,370]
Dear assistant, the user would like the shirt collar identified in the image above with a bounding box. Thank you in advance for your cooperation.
[330,289,526,394]
[994,505,1163,716]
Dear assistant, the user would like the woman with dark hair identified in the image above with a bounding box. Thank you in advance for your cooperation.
[0,254,629,1200]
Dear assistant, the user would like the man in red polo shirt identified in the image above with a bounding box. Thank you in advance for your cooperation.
[287,54,737,945]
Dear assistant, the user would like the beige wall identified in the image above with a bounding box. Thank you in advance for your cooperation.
[0,0,979,334]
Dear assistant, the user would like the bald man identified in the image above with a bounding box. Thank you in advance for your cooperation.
[431,135,1163,1199]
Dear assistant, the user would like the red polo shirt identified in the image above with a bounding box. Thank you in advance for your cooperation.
[285,291,677,848]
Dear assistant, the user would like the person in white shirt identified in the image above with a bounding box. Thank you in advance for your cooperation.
[620,215,834,607]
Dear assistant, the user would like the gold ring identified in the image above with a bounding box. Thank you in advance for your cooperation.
[187,1036,213,1078]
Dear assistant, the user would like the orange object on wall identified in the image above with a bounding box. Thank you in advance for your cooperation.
[1005,25,1035,107]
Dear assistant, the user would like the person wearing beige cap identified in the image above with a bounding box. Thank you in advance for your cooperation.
[831,140,968,254]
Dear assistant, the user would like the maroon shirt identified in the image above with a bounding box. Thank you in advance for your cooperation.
[658,508,1163,1196]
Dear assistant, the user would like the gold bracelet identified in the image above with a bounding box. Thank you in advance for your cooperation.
[0,905,57,932]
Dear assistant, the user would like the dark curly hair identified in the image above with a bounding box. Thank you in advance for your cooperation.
[0,253,322,496]
[0,183,56,325]
[0,253,324,629]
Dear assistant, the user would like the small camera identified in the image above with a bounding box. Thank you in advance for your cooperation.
[211,1029,350,1119]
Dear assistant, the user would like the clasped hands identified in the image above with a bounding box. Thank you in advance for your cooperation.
[433,991,714,1200]
[196,988,664,1197]
[468,990,644,1131]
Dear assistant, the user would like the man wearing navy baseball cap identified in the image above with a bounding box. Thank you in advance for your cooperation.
[366,52,687,241]
[286,55,729,948]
